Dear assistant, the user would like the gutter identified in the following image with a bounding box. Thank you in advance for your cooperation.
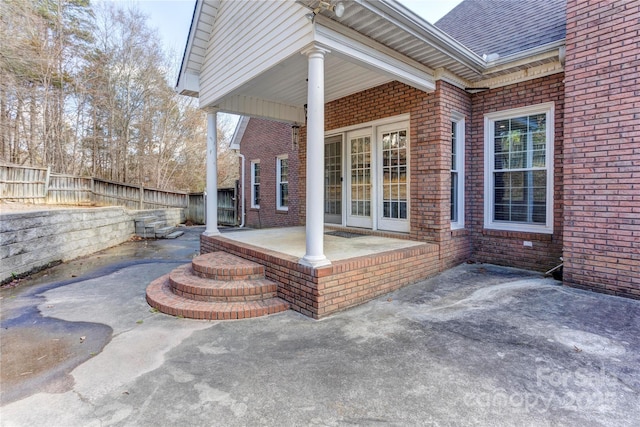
[361,0,487,73]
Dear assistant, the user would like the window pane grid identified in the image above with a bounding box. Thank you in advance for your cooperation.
[350,136,371,217]
[277,158,288,209]
[381,130,407,220]
[492,113,547,225]
[252,162,260,207]
[324,141,342,215]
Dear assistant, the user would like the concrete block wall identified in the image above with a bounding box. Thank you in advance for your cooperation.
[133,208,186,226]
[0,207,134,283]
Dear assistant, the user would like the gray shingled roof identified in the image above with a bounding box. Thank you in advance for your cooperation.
[434,0,566,57]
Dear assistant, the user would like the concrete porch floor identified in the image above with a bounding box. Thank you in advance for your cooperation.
[220,226,423,261]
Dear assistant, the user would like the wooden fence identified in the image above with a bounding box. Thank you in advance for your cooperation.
[0,164,239,226]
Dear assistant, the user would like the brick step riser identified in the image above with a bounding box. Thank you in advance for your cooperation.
[191,271,266,281]
[146,275,289,320]
[172,288,277,302]
[168,266,278,299]
[191,253,265,281]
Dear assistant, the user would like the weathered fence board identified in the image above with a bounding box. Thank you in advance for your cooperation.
[0,164,49,203]
[217,187,237,226]
[187,193,205,224]
[47,175,93,205]
[0,164,234,227]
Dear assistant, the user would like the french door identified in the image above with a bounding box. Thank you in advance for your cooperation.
[324,135,342,224]
[346,129,373,228]
[378,123,409,232]
[325,118,410,232]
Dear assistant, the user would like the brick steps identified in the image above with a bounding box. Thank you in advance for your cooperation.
[169,265,278,302]
[146,252,288,320]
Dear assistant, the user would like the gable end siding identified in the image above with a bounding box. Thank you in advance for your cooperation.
[199,0,312,108]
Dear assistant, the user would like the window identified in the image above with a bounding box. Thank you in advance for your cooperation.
[484,103,554,233]
[276,155,288,211]
[451,114,465,229]
[251,160,260,209]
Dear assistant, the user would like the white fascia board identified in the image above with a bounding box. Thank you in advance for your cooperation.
[483,41,566,72]
[214,95,306,125]
[176,0,204,91]
[229,116,250,150]
[364,0,486,72]
[314,18,435,93]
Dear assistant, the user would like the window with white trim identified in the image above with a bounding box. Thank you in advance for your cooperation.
[276,155,288,211]
[451,114,465,229]
[250,160,260,209]
[484,103,554,233]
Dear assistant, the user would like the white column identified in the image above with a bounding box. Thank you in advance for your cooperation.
[203,108,220,236]
[300,45,330,267]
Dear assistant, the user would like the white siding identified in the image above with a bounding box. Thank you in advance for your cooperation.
[199,0,313,108]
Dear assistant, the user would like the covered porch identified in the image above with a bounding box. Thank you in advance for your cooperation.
[202,226,439,318]
[177,0,477,317]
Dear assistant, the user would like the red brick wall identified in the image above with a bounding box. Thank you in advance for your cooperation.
[468,74,565,272]
[299,81,472,267]
[240,118,300,228]
[563,0,640,297]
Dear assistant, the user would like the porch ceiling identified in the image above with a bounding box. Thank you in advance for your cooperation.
[226,53,393,110]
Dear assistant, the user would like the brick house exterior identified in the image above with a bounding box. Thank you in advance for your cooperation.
[562,0,639,297]
[181,0,638,314]
[236,117,300,229]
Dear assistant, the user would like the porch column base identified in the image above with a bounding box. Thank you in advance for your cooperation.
[299,254,331,268]
[202,230,221,237]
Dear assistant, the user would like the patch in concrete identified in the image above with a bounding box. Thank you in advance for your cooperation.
[553,329,627,357]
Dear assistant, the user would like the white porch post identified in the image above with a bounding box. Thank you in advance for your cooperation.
[300,45,330,268]
[203,108,220,236]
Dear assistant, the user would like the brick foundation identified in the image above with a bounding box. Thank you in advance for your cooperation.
[201,234,439,319]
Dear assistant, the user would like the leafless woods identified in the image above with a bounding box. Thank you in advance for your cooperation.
[0,0,237,191]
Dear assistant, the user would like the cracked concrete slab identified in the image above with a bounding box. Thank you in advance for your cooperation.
[1,227,639,426]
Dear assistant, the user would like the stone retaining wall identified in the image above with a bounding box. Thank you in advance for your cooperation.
[1,207,134,283]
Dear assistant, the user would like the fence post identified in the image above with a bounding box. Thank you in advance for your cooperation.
[139,184,144,210]
[44,166,51,202]
[90,177,95,205]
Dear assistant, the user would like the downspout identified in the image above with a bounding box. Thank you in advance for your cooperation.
[237,152,245,228]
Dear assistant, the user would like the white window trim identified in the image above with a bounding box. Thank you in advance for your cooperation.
[276,155,288,211]
[250,160,260,209]
[484,102,555,234]
[451,113,465,230]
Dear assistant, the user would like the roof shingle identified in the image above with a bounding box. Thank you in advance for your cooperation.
[434,0,566,57]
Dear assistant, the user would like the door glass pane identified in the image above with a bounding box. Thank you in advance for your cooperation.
[381,130,408,219]
[324,139,342,216]
[350,136,371,217]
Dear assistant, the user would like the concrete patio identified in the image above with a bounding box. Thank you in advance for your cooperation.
[1,226,639,426]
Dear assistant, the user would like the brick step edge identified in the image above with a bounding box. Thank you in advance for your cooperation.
[146,275,289,320]
[191,252,265,281]
[169,265,278,302]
